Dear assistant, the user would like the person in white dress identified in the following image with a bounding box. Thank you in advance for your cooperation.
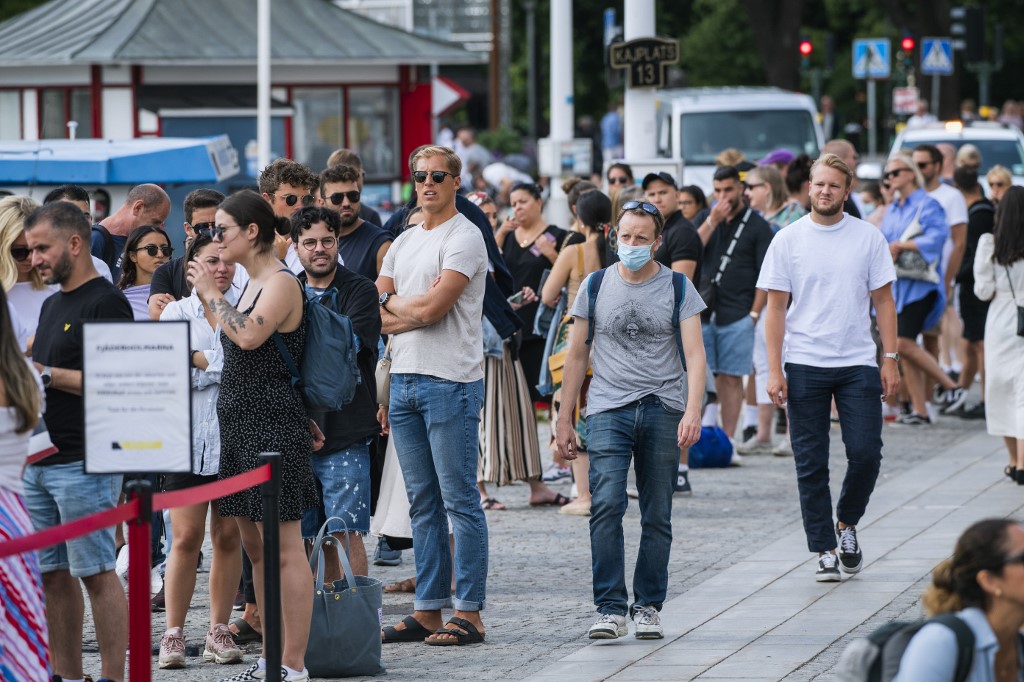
[974,186,1024,482]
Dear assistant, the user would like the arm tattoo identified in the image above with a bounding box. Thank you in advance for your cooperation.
[210,297,248,334]
[256,315,265,326]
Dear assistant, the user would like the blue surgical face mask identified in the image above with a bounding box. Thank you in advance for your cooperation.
[862,201,876,214]
[618,242,654,271]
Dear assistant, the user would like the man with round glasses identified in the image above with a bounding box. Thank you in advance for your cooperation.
[318,165,391,281]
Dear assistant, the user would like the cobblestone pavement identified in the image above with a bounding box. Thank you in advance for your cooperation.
[77,409,995,681]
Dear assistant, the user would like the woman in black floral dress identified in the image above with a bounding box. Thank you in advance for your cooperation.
[188,190,320,680]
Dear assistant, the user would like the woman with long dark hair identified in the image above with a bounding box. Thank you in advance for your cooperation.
[187,189,320,681]
[117,224,171,320]
[895,518,1024,679]
[974,186,1024,482]
[541,190,612,516]
[0,286,49,680]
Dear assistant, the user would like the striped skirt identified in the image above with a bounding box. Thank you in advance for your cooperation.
[478,345,542,486]
[0,487,50,682]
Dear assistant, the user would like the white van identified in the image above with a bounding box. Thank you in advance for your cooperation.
[654,86,825,192]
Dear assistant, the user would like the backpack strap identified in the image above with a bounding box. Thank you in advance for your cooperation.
[928,613,975,682]
[272,269,306,390]
[585,267,607,347]
[92,224,115,269]
[671,271,687,372]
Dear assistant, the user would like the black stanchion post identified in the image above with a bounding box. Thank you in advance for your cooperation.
[260,452,282,682]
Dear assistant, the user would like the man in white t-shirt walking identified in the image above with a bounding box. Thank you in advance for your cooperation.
[758,153,900,582]
[376,146,490,646]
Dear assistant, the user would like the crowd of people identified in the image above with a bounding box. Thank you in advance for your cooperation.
[0,118,1021,681]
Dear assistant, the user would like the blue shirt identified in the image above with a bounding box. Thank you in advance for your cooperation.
[600,110,622,149]
[879,188,949,329]
[895,607,1024,682]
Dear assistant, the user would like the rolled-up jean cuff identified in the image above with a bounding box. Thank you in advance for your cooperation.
[452,598,484,612]
[414,597,453,611]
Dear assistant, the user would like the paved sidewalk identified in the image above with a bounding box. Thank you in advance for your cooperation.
[75,412,1008,681]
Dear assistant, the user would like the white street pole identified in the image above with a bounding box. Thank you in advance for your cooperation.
[257,0,271,171]
[623,0,656,160]
[547,0,573,226]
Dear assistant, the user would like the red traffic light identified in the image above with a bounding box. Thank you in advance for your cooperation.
[901,36,915,52]
[799,40,813,56]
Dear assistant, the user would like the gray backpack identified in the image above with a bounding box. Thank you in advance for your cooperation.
[834,613,974,682]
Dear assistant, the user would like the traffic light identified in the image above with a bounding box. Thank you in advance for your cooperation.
[901,35,915,52]
[799,39,813,57]
[965,6,985,62]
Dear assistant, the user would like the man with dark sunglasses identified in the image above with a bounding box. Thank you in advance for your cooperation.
[326,148,383,227]
[147,188,242,320]
[318,164,392,281]
[258,158,319,274]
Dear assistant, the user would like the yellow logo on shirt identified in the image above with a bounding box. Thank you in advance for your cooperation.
[64,323,70,331]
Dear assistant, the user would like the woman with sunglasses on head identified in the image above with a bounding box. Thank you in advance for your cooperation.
[0,285,50,682]
[116,225,172,320]
[496,182,582,409]
[879,153,968,425]
[894,518,1024,681]
[187,189,320,682]
[155,232,243,669]
[0,195,56,347]
[974,186,1024,483]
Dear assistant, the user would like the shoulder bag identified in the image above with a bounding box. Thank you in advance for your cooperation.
[375,336,393,406]
[893,203,940,283]
[1004,265,1024,337]
[698,208,751,322]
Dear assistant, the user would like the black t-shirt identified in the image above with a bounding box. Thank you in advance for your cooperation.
[32,277,133,465]
[843,197,861,220]
[338,221,391,282]
[300,266,382,452]
[501,225,582,340]
[698,206,774,326]
[655,210,703,283]
[957,198,995,284]
[150,256,188,301]
[359,204,382,229]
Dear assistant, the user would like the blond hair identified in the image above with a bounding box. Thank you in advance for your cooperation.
[408,145,462,177]
[988,164,1012,187]
[810,152,854,190]
[887,151,926,190]
[716,148,745,167]
[0,195,42,292]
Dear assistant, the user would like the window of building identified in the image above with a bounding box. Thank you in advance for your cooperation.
[347,87,398,180]
[292,87,344,170]
[0,91,20,139]
[39,88,93,139]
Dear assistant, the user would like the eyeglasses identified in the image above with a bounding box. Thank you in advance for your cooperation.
[883,168,909,179]
[270,193,315,207]
[326,191,361,206]
[990,181,1008,189]
[608,176,631,185]
[10,246,30,262]
[134,244,173,257]
[999,549,1024,568]
[300,236,337,251]
[189,221,217,237]
[621,200,660,216]
[412,170,455,184]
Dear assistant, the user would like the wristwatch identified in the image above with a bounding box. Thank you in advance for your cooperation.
[749,310,760,321]
[883,352,900,363]
[40,366,52,388]
[379,292,392,309]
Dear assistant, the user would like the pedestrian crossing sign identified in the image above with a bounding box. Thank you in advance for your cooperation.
[853,38,891,79]
[921,37,954,76]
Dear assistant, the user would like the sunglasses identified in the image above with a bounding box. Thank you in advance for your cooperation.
[189,221,217,236]
[746,182,766,190]
[883,168,909,179]
[134,244,173,257]
[326,191,361,206]
[622,200,660,216]
[999,549,1024,568]
[271,193,315,207]
[608,176,631,185]
[10,246,30,262]
[916,161,934,170]
[412,170,455,184]
[990,181,1008,189]
[300,236,337,251]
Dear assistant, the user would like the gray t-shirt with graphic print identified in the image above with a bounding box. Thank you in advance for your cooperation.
[569,263,706,416]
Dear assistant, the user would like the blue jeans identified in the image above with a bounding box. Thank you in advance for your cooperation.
[388,374,487,612]
[786,363,883,552]
[587,395,681,616]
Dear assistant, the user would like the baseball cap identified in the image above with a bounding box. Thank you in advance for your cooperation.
[758,148,795,166]
[641,171,677,190]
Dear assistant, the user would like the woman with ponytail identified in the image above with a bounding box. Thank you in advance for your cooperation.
[895,518,1024,680]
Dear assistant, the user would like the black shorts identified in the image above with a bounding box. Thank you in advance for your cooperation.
[162,472,218,493]
[897,291,939,339]
[959,284,990,342]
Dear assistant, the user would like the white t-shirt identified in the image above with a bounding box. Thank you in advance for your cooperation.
[929,183,969,271]
[757,213,896,368]
[8,281,58,341]
[380,212,488,383]
[0,361,42,494]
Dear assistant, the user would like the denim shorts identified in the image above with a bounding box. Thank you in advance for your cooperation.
[21,462,122,577]
[302,440,371,537]
[702,314,756,377]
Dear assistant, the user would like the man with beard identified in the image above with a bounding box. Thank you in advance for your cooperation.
[23,201,133,682]
[758,153,899,582]
[319,165,392,281]
[292,206,382,577]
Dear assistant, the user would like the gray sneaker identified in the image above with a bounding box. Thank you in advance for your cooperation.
[588,613,627,639]
[632,605,664,639]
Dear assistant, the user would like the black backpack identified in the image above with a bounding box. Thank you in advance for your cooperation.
[834,613,974,682]
[92,224,117,271]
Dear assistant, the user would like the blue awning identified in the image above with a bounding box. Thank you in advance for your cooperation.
[0,136,239,184]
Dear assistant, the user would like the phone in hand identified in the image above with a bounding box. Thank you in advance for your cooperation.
[507,290,525,305]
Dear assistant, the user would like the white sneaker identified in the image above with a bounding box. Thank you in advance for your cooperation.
[736,435,773,455]
[281,668,310,682]
[729,451,744,466]
[772,436,793,457]
[158,627,186,669]
[626,487,639,499]
[632,605,664,639]
[588,613,628,639]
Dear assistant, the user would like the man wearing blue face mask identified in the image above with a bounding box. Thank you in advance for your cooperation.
[555,201,708,641]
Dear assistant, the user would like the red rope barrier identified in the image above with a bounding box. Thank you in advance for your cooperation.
[0,464,272,559]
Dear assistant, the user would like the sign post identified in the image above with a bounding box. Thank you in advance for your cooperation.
[609,37,679,90]
[853,38,891,157]
[921,37,954,119]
